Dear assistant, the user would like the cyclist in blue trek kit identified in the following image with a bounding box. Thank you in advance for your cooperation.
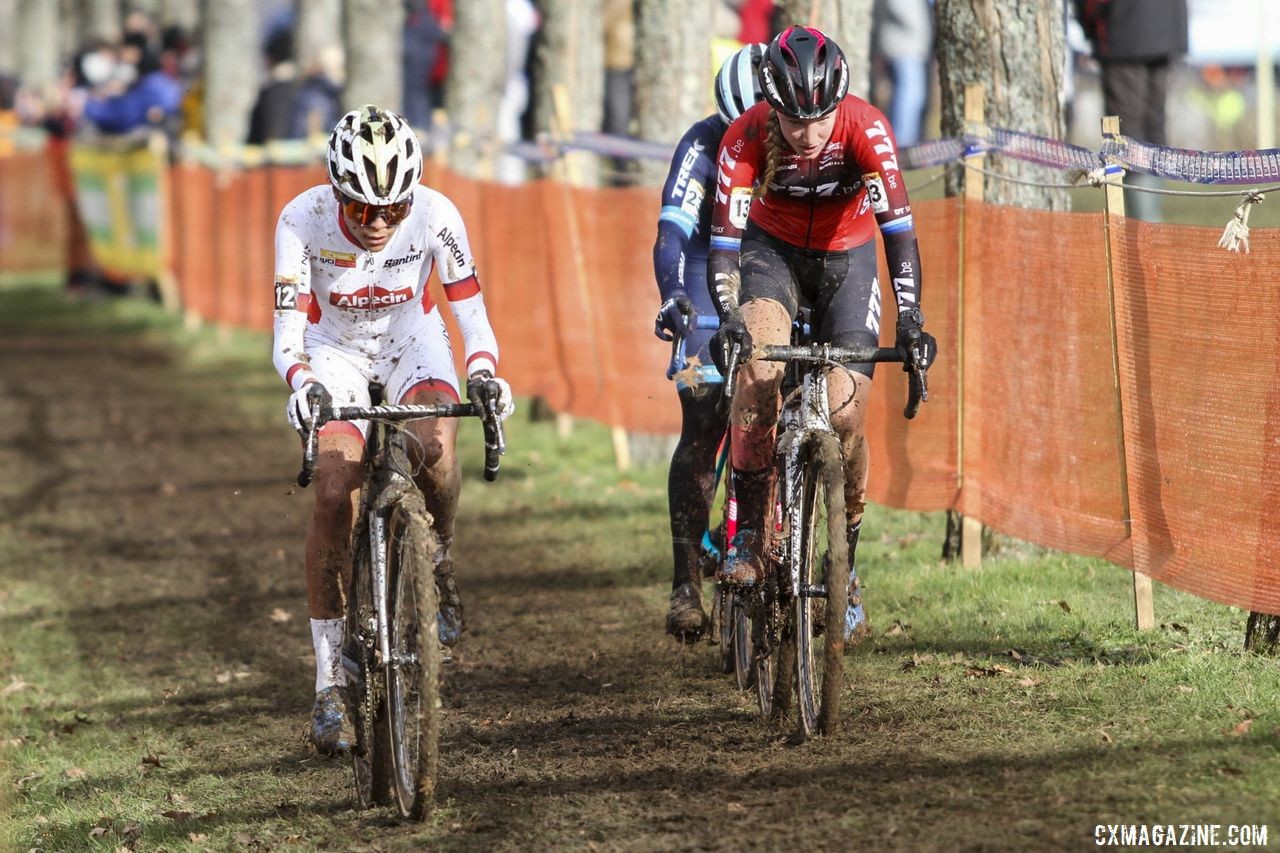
[652,43,766,642]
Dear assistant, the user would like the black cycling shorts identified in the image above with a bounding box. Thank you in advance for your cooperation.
[738,222,882,377]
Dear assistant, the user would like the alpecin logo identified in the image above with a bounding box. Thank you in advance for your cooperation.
[436,227,468,269]
[319,248,357,268]
[330,286,413,309]
[383,248,424,269]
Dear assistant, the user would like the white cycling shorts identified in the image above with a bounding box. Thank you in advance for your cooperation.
[306,310,460,441]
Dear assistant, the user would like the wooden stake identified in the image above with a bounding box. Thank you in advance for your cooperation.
[1100,114,1153,630]
[960,84,985,569]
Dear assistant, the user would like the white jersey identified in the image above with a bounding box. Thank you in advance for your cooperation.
[271,184,499,394]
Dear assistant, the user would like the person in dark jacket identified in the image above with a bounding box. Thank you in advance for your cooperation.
[1076,0,1188,221]
[247,29,302,145]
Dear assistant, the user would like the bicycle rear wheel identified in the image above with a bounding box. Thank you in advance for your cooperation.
[383,494,443,820]
[793,433,849,739]
[750,586,777,718]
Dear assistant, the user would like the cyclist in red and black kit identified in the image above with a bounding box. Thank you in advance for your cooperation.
[708,25,936,640]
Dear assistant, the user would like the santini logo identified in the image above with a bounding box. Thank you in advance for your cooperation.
[383,249,425,269]
[330,286,413,309]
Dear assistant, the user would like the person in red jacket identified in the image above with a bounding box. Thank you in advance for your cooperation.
[708,25,936,640]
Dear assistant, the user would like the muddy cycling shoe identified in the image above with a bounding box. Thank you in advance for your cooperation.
[665,581,709,643]
[813,563,869,644]
[310,685,354,756]
[717,530,765,587]
[434,561,464,648]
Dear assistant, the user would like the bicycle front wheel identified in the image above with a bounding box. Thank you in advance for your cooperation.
[347,518,393,809]
[793,432,849,739]
[383,494,443,820]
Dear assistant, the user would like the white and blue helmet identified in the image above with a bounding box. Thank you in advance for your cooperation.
[714,42,767,124]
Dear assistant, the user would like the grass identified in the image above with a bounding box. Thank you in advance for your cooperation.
[1,285,1277,850]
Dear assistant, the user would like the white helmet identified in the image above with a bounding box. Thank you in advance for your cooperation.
[325,105,423,205]
[714,43,767,124]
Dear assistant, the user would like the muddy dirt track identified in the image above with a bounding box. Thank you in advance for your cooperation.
[1,292,1188,851]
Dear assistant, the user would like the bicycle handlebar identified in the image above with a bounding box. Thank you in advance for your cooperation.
[724,343,929,419]
[296,401,504,488]
[666,311,721,378]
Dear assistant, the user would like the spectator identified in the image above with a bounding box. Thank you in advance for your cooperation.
[81,32,182,136]
[291,45,344,142]
[402,0,449,131]
[735,0,777,44]
[1076,0,1189,222]
[872,0,933,148]
[247,29,302,145]
[603,0,634,138]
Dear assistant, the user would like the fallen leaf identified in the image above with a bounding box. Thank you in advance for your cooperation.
[1177,685,1195,694]
[141,752,164,768]
[215,672,232,685]
[65,767,87,779]
[122,821,142,836]
[1,678,30,697]
[1017,676,1040,688]
[15,772,40,788]
[268,608,292,623]
[88,826,110,838]
[160,810,193,820]
[1229,719,1253,737]
[188,833,208,843]
[726,802,745,813]
[1099,729,1113,744]
[1057,600,1072,614]
[159,482,177,497]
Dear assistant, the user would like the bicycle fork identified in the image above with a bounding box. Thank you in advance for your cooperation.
[781,370,835,603]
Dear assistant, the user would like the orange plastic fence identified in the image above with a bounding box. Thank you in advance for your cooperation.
[7,143,1280,614]
[0,148,72,274]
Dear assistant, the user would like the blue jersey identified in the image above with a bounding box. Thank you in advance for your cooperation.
[653,115,726,390]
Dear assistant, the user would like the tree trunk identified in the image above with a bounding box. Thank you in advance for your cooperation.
[158,0,198,30]
[935,0,1067,209]
[633,0,713,184]
[295,0,341,84]
[343,0,403,114]
[16,0,59,93]
[0,0,17,78]
[1245,612,1280,654]
[530,0,603,184]
[72,0,122,47]
[775,0,874,99]
[444,0,506,176]
[202,0,258,148]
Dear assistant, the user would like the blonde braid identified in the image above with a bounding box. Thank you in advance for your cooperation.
[754,112,783,200]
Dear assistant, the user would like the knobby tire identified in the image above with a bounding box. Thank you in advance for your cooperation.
[793,433,848,739]
[347,518,393,808]
[384,494,443,820]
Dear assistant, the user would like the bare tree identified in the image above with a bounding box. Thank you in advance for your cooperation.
[444,0,506,176]
[202,0,257,147]
[776,0,875,99]
[71,0,122,48]
[0,0,17,78]
[935,0,1067,209]
[158,0,198,31]
[16,0,59,93]
[343,0,403,112]
[634,0,714,162]
[530,0,603,182]
[295,0,342,82]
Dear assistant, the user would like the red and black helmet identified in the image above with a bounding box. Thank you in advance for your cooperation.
[760,25,850,120]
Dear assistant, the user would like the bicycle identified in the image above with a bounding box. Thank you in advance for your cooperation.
[296,381,506,819]
[668,313,754,688]
[722,323,927,740]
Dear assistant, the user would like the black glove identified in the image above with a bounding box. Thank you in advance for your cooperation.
[287,380,332,435]
[895,308,937,373]
[711,313,752,375]
[654,290,693,341]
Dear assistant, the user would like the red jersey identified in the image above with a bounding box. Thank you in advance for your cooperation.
[709,95,914,253]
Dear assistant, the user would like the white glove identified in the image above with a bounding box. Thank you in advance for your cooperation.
[286,381,332,436]
[467,373,515,422]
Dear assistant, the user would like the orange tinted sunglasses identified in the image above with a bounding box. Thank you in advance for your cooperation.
[339,193,413,227]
